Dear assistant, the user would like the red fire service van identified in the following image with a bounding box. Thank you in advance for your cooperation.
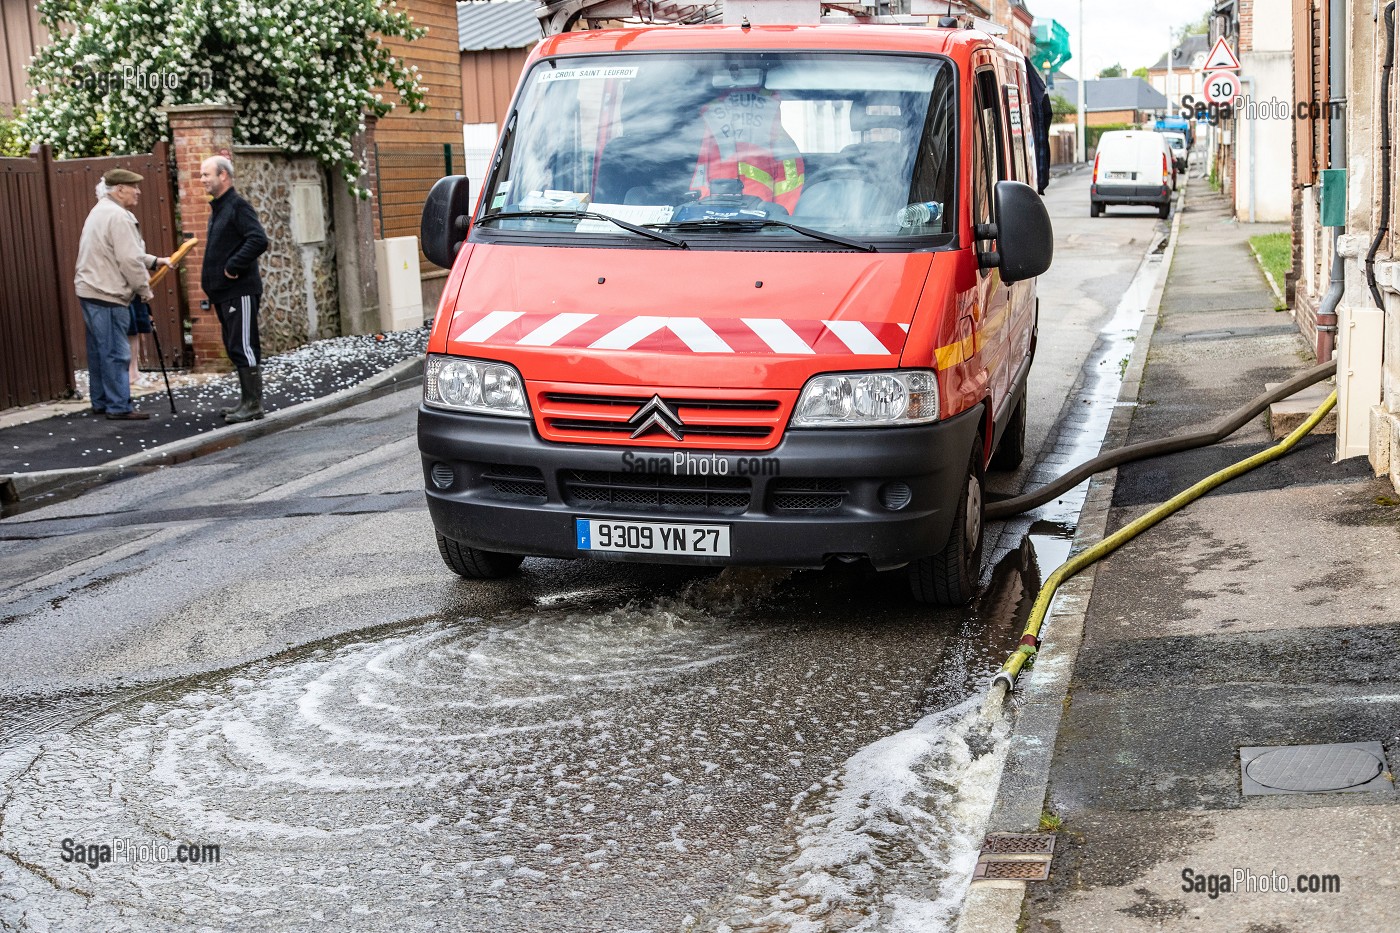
[417,10,1053,605]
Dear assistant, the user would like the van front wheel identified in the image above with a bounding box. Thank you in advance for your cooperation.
[436,533,525,579]
[908,441,985,606]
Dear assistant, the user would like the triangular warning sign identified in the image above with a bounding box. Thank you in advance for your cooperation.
[1204,36,1241,71]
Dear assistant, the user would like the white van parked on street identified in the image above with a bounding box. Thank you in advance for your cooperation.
[1090,130,1174,219]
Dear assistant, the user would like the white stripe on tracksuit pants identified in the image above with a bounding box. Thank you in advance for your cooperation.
[218,294,260,369]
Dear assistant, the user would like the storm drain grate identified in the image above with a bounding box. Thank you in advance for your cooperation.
[1240,742,1393,796]
[982,832,1057,856]
[973,859,1052,881]
[972,832,1056,883]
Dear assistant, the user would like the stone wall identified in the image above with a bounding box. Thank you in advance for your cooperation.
[231,146,340,353]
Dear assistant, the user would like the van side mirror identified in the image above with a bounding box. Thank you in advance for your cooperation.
[989,180,1054,283]
[421,175,472,269]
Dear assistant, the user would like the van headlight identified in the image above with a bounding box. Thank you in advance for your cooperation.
[791,370,939,427]
[424,355,530,417]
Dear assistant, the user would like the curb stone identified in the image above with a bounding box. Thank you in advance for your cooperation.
[1,355,424,510]
[954,182,1188,933]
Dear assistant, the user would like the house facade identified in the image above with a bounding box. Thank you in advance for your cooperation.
[1146,32,1209,112]
[1287,0,1400,489]
[1052,76,1169,128]
[1207,0,1294,222]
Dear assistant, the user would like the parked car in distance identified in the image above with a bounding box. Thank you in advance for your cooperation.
[1090,130,1174,219]
[1162,131,1188,172]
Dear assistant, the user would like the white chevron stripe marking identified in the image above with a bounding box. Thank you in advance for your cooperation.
[668,318,733,353]
[743,318,814,354]
[519,312,596,346]
[590,316,669,350]
[460,310,525,342]
[823,320,889,355]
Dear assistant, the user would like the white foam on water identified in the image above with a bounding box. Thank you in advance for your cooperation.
[710,696,1010,932]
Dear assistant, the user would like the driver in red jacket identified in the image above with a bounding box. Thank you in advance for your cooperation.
[690,89,805,213]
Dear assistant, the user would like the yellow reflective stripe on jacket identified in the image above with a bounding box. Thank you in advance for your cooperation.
[738,160,805,196]
[774,158,804,195]
[738,162,775,190]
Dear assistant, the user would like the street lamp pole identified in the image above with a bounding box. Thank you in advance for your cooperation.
[1076,0,1086,162]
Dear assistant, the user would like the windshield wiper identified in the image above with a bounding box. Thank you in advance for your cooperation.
[654,218,877,252]
[478,210,688,248]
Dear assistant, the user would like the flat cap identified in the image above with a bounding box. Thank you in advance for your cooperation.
[102,168,144,185]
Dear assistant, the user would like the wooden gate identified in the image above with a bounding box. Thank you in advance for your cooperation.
[0,150,70,409]
[0,143,185,411]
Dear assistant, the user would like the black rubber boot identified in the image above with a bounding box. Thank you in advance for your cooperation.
[224,367,265,423]
[221,368,249,416]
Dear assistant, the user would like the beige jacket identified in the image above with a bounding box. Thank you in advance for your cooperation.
[74,196,156,306]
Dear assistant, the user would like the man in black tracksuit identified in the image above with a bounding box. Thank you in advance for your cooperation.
[200,156,270,423]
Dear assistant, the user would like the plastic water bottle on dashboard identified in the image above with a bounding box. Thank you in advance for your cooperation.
[897,201,943,228]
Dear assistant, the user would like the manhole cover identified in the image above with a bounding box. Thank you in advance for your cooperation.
[1241,742,1391,796]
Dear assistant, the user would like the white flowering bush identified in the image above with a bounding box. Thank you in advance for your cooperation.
[0,115,26,156]
[18,0,426,192]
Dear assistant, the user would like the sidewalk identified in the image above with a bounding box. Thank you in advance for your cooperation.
[1,328,427,496]
[992,180,1399,929]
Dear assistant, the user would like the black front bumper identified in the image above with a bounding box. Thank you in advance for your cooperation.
[417,405,983,571]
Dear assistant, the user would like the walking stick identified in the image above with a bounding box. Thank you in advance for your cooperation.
[141,301,177,414]
[145,237,198,415]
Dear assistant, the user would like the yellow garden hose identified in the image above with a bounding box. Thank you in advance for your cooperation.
[987,390,1338,707]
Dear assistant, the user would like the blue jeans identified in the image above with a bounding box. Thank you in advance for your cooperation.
[81,299,133,414]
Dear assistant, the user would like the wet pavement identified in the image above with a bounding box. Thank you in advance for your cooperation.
[0,328,427,476]
[1017,178,1400,932]
[0,170,1163,932]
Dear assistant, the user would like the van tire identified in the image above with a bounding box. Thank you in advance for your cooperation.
[1158,202,1170,219]
[908,439,985,606]
[989,396,1026,471]
[436,533,525,579]
[1090,202,1103,217]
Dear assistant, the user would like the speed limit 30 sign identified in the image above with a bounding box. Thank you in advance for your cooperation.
[1205,71,1240,105]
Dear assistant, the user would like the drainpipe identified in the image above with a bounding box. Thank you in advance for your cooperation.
[1366,1,1396,309]
[1316,0,1350,362]
[1239,75,1257,224]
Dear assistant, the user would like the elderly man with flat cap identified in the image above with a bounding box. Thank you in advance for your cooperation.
[74,168,170,420]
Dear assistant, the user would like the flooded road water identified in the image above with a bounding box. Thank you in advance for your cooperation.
[2,567,1024,932]
[0,170,1160,932]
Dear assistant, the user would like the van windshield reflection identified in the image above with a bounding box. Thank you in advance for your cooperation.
[479,52,956,244]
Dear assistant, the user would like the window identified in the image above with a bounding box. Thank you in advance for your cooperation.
[477,52,957,246]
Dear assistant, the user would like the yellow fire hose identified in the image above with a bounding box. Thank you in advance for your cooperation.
[987,390,1338,709]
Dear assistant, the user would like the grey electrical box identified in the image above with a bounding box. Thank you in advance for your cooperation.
[291,182,326,244]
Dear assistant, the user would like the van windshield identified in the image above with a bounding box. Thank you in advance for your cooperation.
[478,52,956,246]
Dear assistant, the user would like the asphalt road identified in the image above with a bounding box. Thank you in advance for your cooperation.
[0,170,1161,933]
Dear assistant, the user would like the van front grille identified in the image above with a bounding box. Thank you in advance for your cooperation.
[534,387,792,451]
[770,478,848,513]
[561,470,751,514]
